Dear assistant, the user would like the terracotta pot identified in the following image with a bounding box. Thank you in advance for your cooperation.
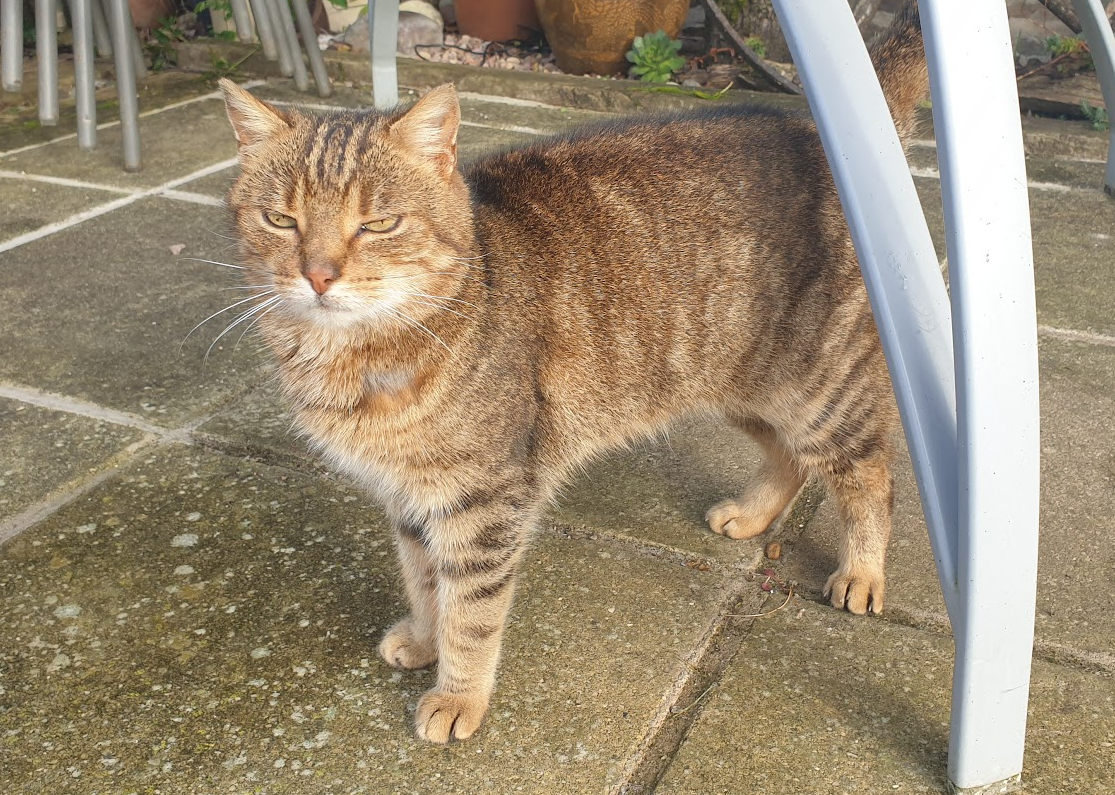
[128,0,174,30]
[455,0,542,42]
[534,0,689,75]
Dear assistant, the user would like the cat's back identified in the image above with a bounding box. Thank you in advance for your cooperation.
[463,102,854,310]
[465,103,830,228]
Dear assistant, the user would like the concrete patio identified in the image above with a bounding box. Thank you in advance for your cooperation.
[0,63,1113,794]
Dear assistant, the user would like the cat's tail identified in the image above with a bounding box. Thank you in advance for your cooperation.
[870,2,928,145]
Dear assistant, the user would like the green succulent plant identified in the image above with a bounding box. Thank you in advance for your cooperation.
[626,30,686,83]
[1081,100,1110,131]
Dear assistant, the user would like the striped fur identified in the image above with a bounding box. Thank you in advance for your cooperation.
[218,5,927,744]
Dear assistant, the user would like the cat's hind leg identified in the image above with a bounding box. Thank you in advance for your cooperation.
[379,516,439,670]
[706,418,807,540]
[816,452,894,615]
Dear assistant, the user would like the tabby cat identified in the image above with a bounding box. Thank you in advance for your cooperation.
[217,6,927,744]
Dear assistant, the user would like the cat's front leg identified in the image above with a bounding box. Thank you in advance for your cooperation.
[379,515,439,670]
[414,486,535,743]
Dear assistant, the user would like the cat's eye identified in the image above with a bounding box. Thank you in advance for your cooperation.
[360,215,401,234]
[264,211,297,229]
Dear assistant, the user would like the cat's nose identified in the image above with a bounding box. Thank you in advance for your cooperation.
[302,260,340,295]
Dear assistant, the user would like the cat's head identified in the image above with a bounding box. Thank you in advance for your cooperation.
[218,80,476,333]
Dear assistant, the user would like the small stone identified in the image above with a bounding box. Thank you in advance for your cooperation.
[171,533,199,547]
[764,541,782,560]
[173,565,195,576]
[340,5,443,56]
[53,604,82,619]
[251,647,272,659]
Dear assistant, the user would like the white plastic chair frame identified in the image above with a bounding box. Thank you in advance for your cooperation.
[369,0,400,108]
[1074,0,1115,194]
[772,0,1041,790]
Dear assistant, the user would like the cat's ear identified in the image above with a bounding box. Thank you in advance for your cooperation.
[218,78,292,153]
[388,84,461,178]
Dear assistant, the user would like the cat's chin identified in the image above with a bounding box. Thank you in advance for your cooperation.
[286,294,403,336]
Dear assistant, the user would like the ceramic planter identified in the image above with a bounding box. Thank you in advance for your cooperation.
[534,0,689,75]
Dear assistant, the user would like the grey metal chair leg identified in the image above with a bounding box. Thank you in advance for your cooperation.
[271,0,309,91]
[290,0,331,97]
[71,0,98,149]
[261,0,295,76]
[247,0,279,61]
[97,0,147,78]
[1072,0,1115,195]
[36,0,59,125]
[89,0,112,56]
[369,0,399,108]
[1,0,22,91]
[127,6,147,77]
[229,0,255,44]
[107,0,141,171]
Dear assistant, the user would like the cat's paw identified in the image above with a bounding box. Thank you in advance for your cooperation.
[705,499,769,540]
[379,618,437,670]
[824,565,885,615]
[415,689,489,743]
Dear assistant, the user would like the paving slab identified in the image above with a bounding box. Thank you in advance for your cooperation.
[457,126,545,162]
[249,81,611,134]
[906,144,1112,194]
[780,335,1115,659]
[0,71,222,156]
[1024,155,1114,192]
[0,176,125,243]
[0,398,145,523]
[0,197,266,427]
[0,446,723,794]
[1029,186,1115,336]
[179,164,238,201]
[911,173,1115,336]
[655,603,1115,795]
[194,381,310,469]
[458,95,611,137]
[554,419,826,567]
[0,98,237,190]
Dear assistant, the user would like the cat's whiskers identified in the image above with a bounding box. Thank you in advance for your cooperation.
[382,305,450,351]
[234,299,284,351]
[446,257,487,271]
[203,226,239,243]
[181,290,276,350]
[376,271,488,287]
[182,256,247,271]
[206,295,283,360]
[400,290,480,311]
[402,298,475,322]
[220,283,276,292]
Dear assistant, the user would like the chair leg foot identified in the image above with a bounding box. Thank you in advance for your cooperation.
[947,773,1022,795]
